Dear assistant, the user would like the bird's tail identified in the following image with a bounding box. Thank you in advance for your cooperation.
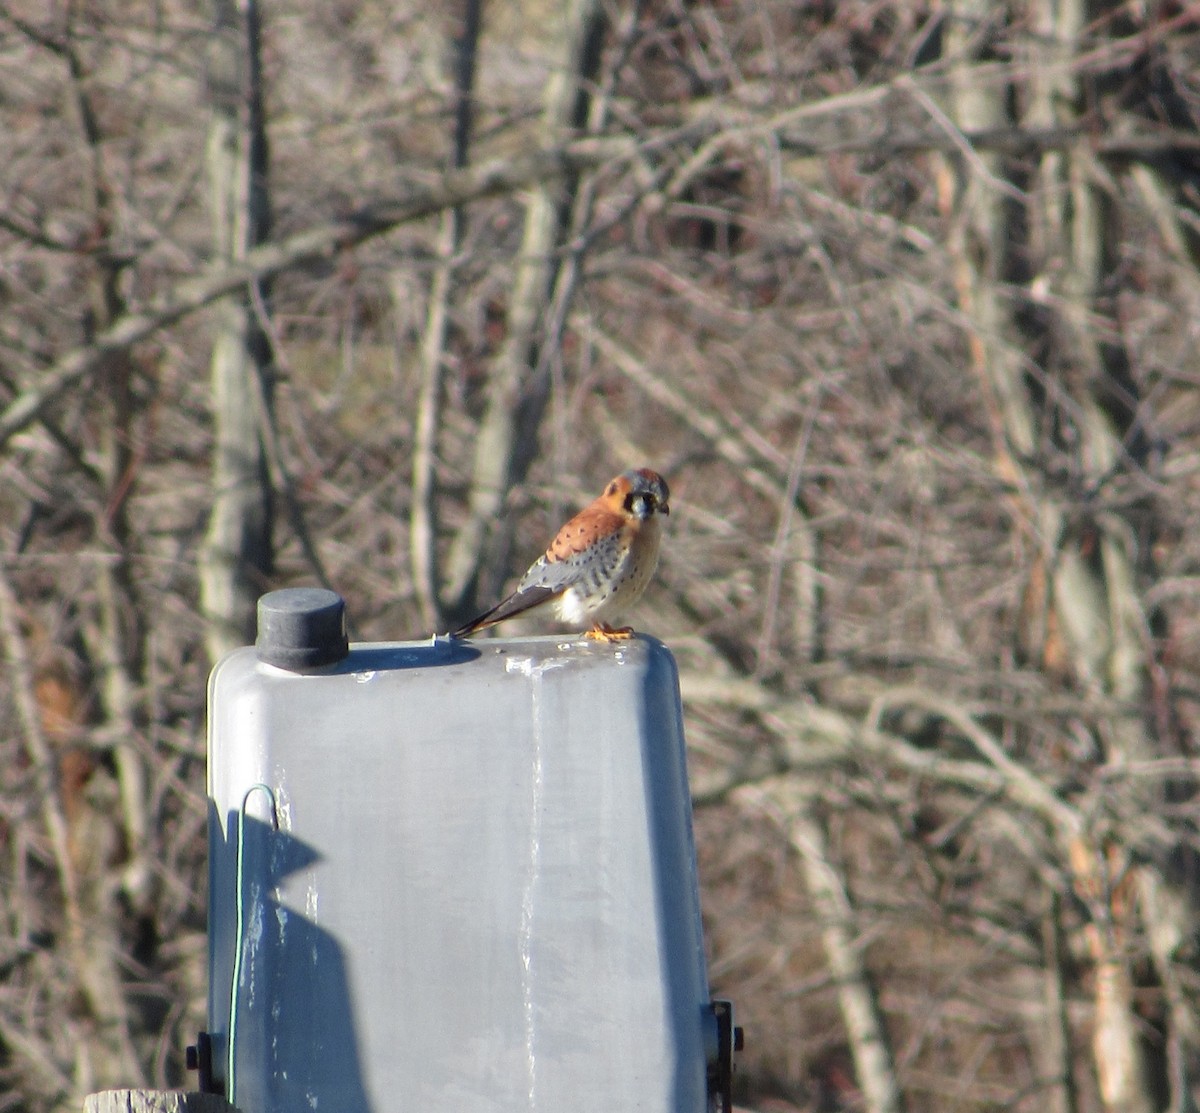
[448,585,558,638]
[448,611,500,639]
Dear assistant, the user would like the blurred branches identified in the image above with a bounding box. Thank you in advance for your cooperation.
[3,2,1200,1112]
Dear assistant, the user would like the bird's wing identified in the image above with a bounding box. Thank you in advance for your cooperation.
[450,505,624,637]
[450,552,592,637]
[543,503,625,564]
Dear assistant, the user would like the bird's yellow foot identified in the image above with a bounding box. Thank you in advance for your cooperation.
[585,624,635,642]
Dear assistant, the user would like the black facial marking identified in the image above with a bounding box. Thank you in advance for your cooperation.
[625,492,649,517]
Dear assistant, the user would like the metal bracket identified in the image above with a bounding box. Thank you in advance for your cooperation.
[707,999,744,1112]
[185,1030,219,1095]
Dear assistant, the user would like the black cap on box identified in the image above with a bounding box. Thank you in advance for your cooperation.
[256,588,349,669]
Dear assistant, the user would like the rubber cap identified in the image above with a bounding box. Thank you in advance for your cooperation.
[256,588,349,669]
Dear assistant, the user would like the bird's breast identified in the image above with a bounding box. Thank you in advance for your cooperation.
[556,515,663,625]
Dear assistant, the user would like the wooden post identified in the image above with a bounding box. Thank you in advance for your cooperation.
[84,1092,238,1113]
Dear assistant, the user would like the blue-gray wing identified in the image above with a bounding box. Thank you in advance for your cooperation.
[449,552,589,637]
[515,551,592,594]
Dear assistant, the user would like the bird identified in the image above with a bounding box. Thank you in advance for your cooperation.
[450,468,671,641]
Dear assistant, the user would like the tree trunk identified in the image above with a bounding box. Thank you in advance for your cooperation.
[200,0,275,662]
[790,800,905,1113]
[443,0,608,618]
[740,781,904,1113]
[941,3,1161,1110]
[408,0,483,632]
[60,30,151,1091]
[84,1091,238,1113]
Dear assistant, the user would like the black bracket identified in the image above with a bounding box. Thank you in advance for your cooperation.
[708,999,744,1112]
[186,1031,220,1095]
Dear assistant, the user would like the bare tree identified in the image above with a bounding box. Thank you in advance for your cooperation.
[440,0,611,625]
[199,0,276,662]
[407,0,484,632]
[3,5,1200,1113]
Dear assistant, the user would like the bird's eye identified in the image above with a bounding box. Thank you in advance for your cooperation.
[607,482,619,496]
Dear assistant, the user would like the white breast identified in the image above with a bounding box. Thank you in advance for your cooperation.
[556,515,662,627]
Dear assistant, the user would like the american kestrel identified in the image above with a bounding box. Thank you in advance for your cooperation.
[450,468,671,641]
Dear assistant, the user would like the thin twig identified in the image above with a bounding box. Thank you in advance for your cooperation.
[247,282,335,595]
[0,127,703,451]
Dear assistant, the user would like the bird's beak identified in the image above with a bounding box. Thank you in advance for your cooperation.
[660,503,670,515]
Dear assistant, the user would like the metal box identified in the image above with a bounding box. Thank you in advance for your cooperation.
[205,590,733,1113]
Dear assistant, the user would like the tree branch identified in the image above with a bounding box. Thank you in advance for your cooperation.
[741,782,906,1113]
[0,129,700,451]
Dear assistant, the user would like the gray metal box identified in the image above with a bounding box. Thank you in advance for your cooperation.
[207,632,723,1113]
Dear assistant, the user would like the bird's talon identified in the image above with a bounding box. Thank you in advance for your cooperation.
[586,625,635,642]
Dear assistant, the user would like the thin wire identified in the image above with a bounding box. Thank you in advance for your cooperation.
[229,782,279,1104]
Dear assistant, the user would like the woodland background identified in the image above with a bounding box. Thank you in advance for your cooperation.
[2,1,1200,1111]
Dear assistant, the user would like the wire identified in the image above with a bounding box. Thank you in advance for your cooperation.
[229,782,280,1105]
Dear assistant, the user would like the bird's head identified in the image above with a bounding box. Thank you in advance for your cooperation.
[604,468,670,521]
